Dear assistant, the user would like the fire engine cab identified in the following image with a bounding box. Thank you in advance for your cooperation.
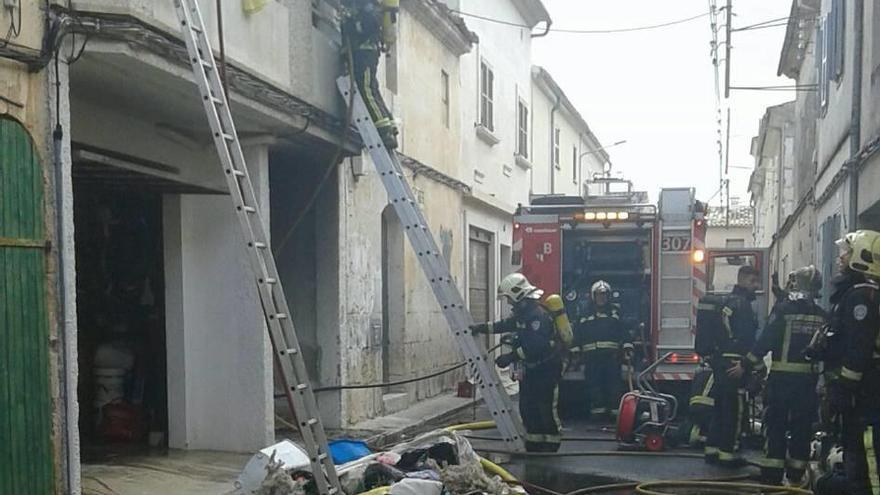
[513,178,768,403]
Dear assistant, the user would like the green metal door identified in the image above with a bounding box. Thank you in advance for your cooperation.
[0,117,54,494]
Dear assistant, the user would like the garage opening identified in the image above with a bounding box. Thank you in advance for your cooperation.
[72,145,221,455]
[73,181,166,453]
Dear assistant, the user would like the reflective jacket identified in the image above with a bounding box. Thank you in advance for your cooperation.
[573,303,628,354]
[484,298,560,369]
[747,296,826,375]
[718,285,759,358]
[827,272,880,412]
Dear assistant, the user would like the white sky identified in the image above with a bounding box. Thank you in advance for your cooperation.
[531,0,794,205]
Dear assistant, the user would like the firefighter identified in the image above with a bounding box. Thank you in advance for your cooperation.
[823,230,880,495]
[704,265,760,467]
[470,273,563,452]
[746,265,826,485]
[574,280,632,420]
[340,0,400,149]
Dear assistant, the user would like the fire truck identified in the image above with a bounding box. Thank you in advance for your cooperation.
[512,178,768,401]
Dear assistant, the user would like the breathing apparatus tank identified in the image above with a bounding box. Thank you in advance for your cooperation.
[543,294,573,348]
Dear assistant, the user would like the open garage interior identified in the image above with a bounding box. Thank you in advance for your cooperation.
[73,157,170,454]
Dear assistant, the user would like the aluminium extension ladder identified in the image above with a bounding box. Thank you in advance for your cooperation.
[172,1,341,493]
[336,76,527,451]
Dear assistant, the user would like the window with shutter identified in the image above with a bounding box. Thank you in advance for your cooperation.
[818,21,828,109]
[830,0,845,81]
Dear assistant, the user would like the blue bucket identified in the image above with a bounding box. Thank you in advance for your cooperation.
[328,439,371,464]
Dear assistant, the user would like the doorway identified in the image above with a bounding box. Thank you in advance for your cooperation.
[382,205,405,387]
[73,183,167,453]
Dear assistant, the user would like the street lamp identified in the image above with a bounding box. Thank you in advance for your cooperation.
[579,140,627,189]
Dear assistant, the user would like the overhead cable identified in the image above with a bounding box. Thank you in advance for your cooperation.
[449,10,709,34]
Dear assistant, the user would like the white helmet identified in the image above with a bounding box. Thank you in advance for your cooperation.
[591,280,612,301]
[498,273,542,303]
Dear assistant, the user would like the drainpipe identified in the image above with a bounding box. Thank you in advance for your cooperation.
[52,52,74,495]
[549,93,560,194]
[848,0,863,232]
[531,20,552,38]
[577,132,584,195]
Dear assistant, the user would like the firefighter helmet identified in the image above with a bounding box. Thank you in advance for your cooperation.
[847,230,880,278]
[591,280,612,301]
[790,265,822,297]
[498,273,542,303]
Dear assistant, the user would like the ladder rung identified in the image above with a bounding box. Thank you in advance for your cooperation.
[242,206,256,213]
[316,453,329,461]
[275,313,289,320]
[306,418,319,426]
[209,95,224,106]
[280,347,298,355]
[190,24,203,34]
[253,241,267,249]
[231,169,246,177]
[264,277,278,284]
[294,383,308,391]
[220,132,234,141]
[199,59,214,70]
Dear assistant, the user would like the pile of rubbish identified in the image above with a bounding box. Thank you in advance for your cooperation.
[233,430,522,495]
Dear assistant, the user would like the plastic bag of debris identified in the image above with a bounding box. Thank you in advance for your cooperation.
[240,429,516,495]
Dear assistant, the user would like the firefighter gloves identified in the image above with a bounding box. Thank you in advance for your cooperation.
[469,323,488,335]
[495,353,516,369]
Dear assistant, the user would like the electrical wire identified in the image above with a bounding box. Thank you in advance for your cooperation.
[729,85,817,92]
[731,16,789,31]
[273,343,504,396]
[1,1,22,47]
[449,10,709,34]
[733,22,788,32]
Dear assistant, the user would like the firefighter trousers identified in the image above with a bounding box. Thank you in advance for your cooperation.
[705,358,746,464]
[584,350,621,417]
[520,361,562,452]
[759,373,817,484]
[843,413,880,495]
[351,49,396,135]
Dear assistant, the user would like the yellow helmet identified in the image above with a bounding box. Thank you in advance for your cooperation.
[848,230,880,278]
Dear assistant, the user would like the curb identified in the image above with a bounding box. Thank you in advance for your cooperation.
[363,396,484,449]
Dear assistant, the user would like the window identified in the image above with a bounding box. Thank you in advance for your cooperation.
[830,0,845,81]
[516,99,528,158]
[818,23,827,108]
[572,146,578,184]
[553,128,560,168]
[819,0,846,109]
[479,61,494,132]
[441,70,450,128]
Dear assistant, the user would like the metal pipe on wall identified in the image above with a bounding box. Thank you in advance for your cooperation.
[848,0,863,232]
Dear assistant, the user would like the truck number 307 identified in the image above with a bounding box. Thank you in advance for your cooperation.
[662,235,691,252]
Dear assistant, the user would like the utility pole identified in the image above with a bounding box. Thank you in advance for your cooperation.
[724,0,732,98]
[724,108,731,227]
